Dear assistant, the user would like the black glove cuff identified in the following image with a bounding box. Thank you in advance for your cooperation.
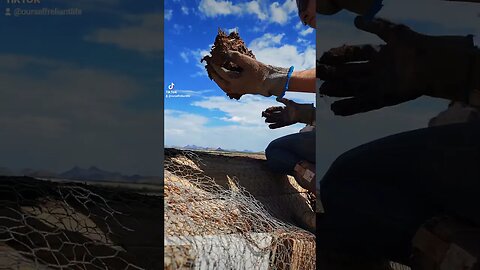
[297,104,316,125]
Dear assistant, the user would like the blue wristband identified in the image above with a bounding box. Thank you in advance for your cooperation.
[279,66,294,98]
[364,0,384,21]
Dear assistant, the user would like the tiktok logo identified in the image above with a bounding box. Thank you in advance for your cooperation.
[168,82,175,90]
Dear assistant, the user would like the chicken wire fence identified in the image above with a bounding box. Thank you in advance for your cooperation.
[0,177,162,269]
[164,150,316,270]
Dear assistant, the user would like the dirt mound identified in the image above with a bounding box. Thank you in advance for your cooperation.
[164,148,314,229]
[201,29,255,100]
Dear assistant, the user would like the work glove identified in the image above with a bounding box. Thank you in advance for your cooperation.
[317,0,378,15]
[262,98,315,129]
[317,16,479,116]
[209,50,290,99]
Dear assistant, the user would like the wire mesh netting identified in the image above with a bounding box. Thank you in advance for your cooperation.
[0,176,163,269]
[164,150,316,270]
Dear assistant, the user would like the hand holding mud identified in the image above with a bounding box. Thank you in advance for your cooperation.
[210,51,290,99]
[262,98,315,129]
[317,16,480,116]
[202,30,290,99]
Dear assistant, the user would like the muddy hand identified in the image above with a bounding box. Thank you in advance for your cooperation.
[262,98,315,129]
[209,50,290,98]
[317,16,478,116]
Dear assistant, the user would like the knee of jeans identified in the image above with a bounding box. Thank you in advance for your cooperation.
[265,141,276,161]
[264,142,285,172]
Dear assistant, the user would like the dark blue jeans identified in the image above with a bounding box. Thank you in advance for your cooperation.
[317,123,480,264]
[265,130,315,175]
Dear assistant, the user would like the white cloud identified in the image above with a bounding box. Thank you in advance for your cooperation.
[180,51,189,63]
[283,91,315,104]
[296,37,311,46]
[249,33,316,71]
[165,9,173,20]
[245,1,267,20]
[299,28,314,36]
[165,95,307,151]
[269,2,288,24]
[294,21,303,30]
[198,0,297,25]
[249,33,285,49]
[181,48,211,77]
[295,20,315,37]
[193,95,281,126]
[165,110,302,152]
[282,0,298,13]
[181,6,189,15]
[269,0,298,25]
[165,110,209,137]
[270,0,297,24]
[85,13,163,54]
[193,94,314,126]
[252,24,268,33]
[198,0,243,17]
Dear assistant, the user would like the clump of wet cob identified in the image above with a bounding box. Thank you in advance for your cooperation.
[201,29,255,100]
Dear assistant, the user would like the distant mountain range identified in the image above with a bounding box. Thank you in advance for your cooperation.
[168,145,258,153]
[0,166,161,183]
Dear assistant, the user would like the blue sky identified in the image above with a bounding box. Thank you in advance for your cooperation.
[164,0,316,152]
[1,0,478,178]
[0,0,163,176]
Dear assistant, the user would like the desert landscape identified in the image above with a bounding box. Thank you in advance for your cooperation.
[0,148,317,270]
